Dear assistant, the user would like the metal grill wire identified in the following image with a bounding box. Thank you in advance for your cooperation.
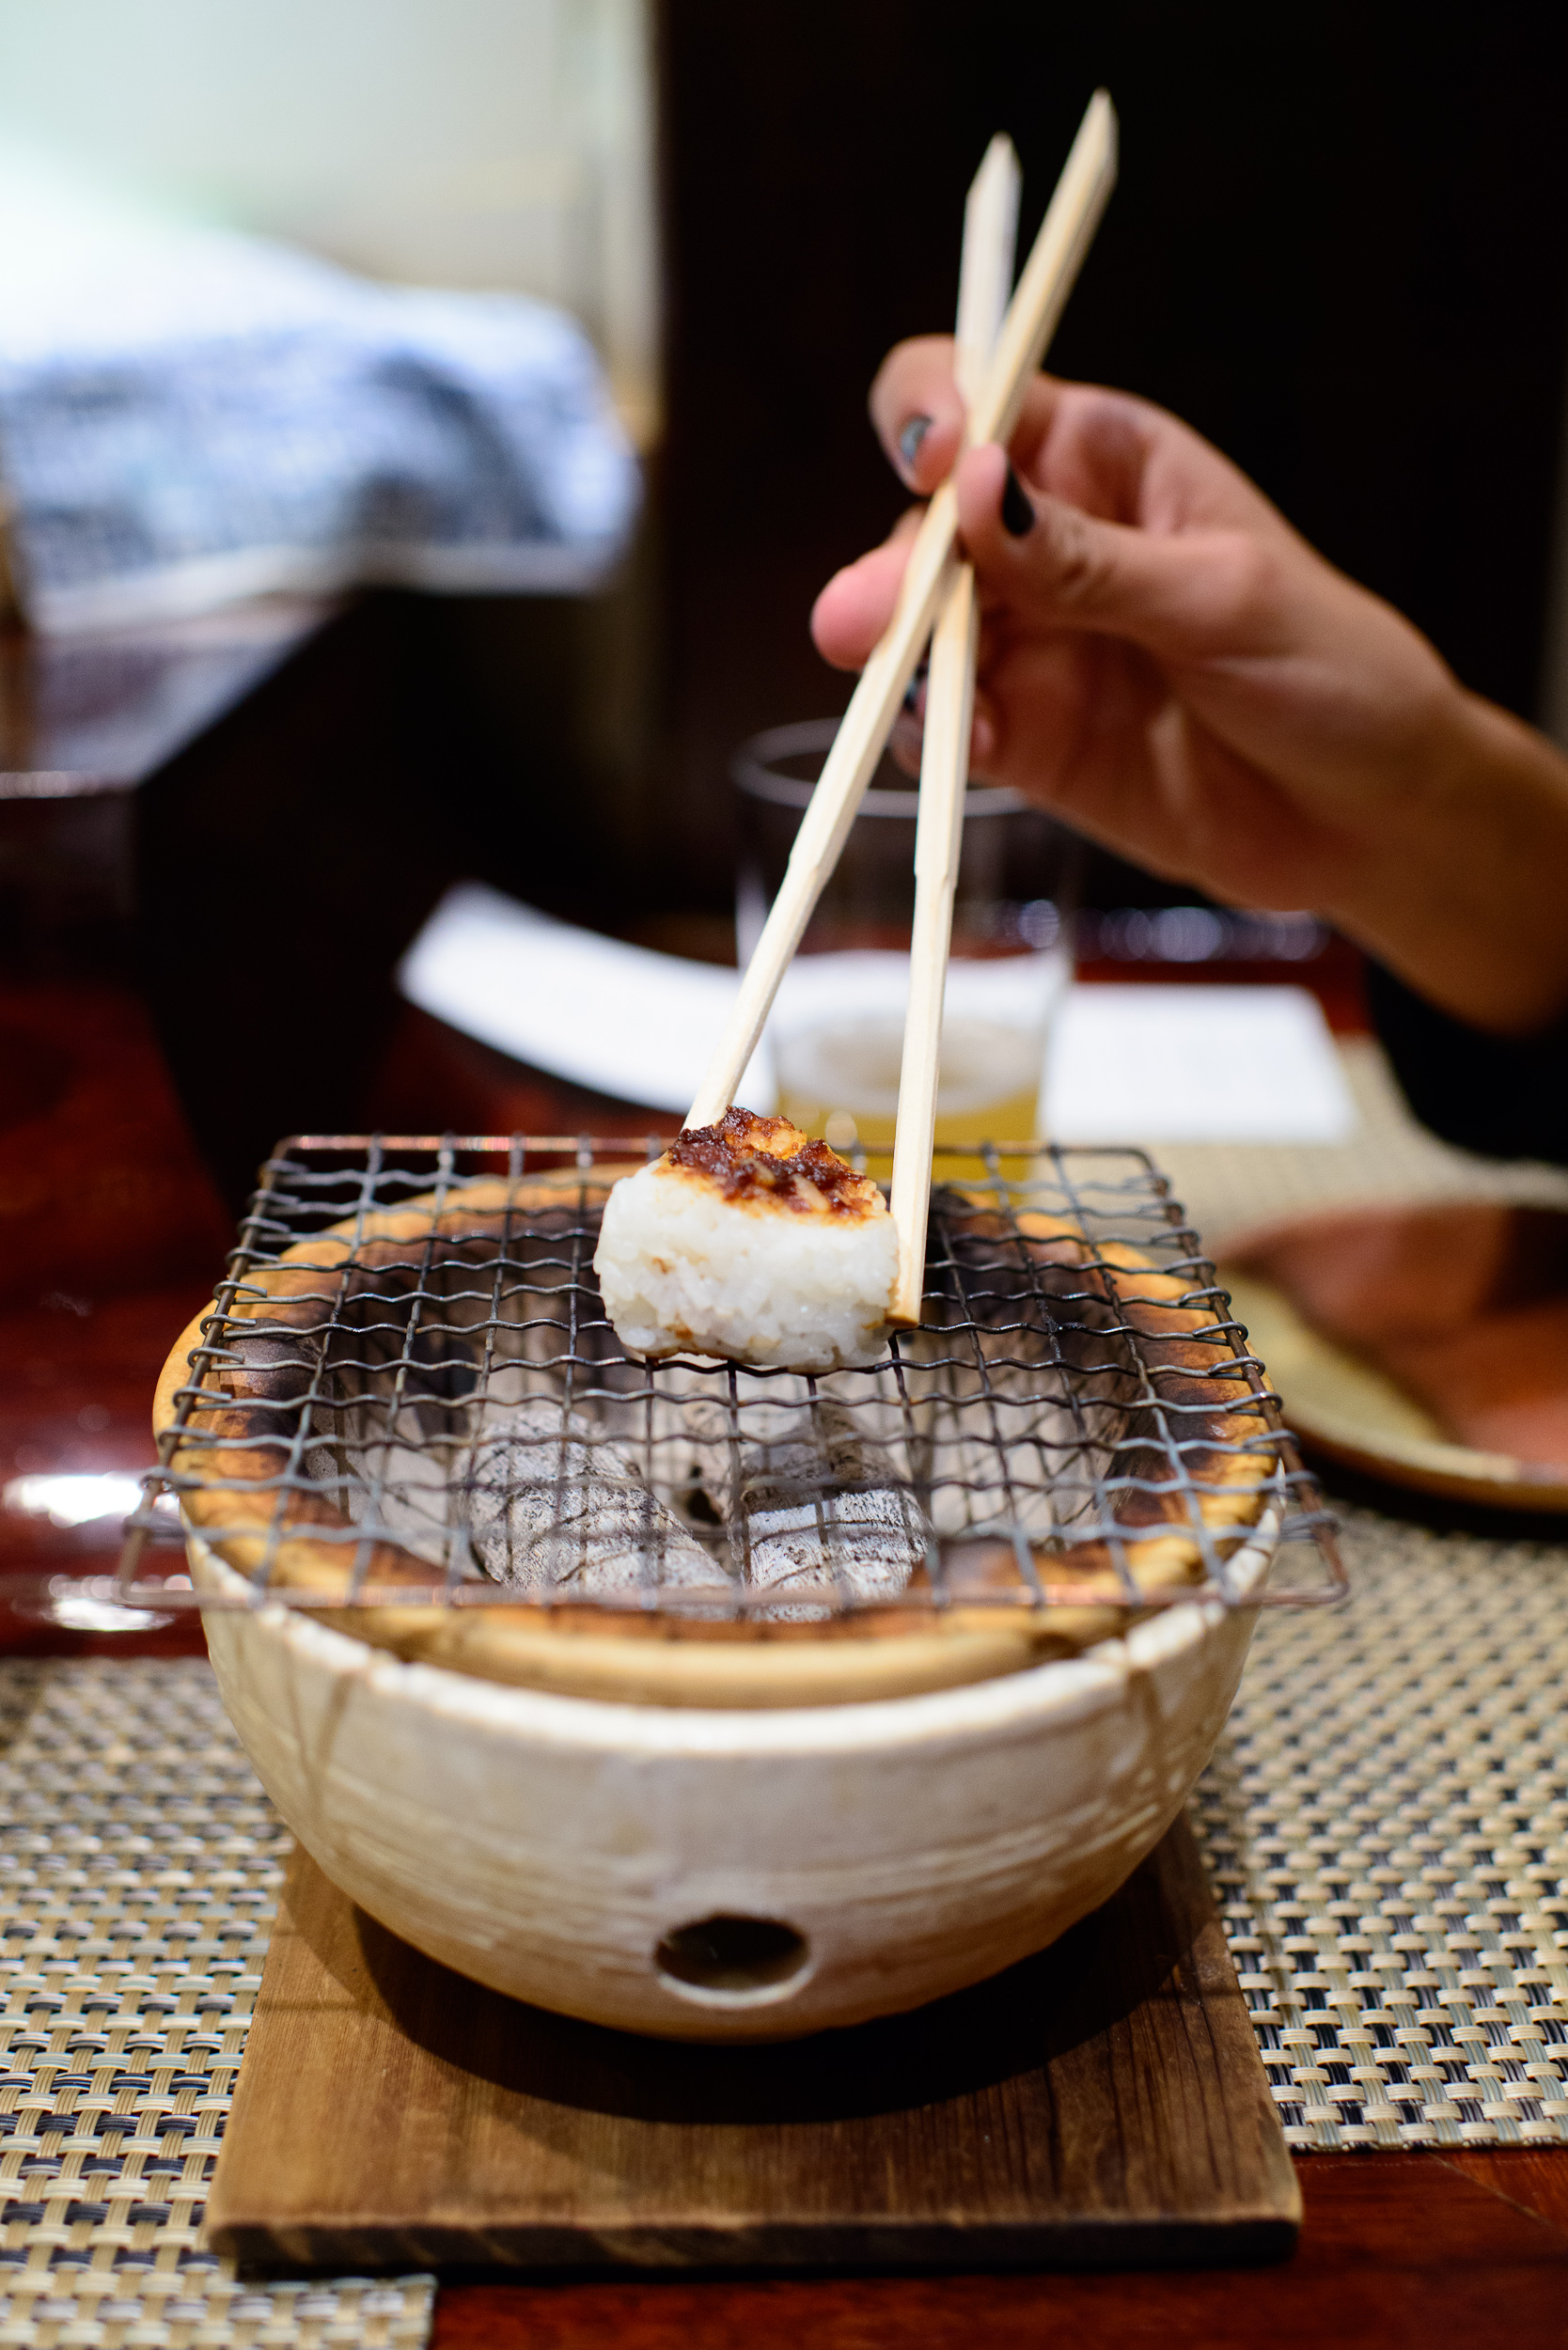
[110,1135,1342,1618]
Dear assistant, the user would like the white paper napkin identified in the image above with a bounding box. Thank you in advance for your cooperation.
[1044,982,1356,1142]
[399,885,1357,1144]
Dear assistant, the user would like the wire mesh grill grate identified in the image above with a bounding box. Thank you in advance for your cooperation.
[104,1134,1342,1621]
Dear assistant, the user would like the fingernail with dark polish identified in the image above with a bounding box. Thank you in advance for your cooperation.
[1001,464,1034,538]
[898,415,933,476]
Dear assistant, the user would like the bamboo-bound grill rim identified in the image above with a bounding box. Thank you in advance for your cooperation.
[146,1146,1321,1707]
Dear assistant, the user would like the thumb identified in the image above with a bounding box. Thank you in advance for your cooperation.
[809,508,925,671]
[954,443,1277,662]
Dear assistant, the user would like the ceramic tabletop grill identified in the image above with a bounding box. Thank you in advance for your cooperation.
[119,1135,1341,2041]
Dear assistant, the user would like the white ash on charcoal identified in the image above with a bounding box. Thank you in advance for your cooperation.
[672,1387,927,1619]
[455,1398,732,1603]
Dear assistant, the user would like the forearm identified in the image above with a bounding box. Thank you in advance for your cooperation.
[1324,691,1568,1036]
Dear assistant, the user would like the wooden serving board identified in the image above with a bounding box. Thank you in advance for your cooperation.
[207,1820,1298,2274]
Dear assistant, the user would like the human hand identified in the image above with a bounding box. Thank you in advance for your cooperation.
[810,338,1568,1032]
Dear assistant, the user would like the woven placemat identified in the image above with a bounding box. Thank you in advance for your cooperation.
[0,1472,1561,2339]
[1165,1030,1568,2148]
[0,1659,434,2350]
[1193,1501,1568,2151]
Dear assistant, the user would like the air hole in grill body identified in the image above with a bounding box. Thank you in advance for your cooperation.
[654,1914,810,1998]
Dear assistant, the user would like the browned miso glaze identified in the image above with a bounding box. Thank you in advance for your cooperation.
[666,1106,880,1218]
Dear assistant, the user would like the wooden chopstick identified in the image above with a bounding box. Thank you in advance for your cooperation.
[953,135,1024,417]
[886,134,1021,1326]
[685,88,1118,1134]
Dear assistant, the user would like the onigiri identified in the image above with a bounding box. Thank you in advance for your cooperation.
[593,1108,897,1373]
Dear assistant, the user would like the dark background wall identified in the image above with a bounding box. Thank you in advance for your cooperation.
[651,0,1568,908]
[23,1,1565,1196]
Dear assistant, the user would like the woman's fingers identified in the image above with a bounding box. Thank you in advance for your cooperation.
[969,685,999,767]
[869,337,1073,494]
[954,443,1282,661]
[869,338,964,491]
[809,509,924,669]
[888,681,1002,779]
[811,437,1278,692]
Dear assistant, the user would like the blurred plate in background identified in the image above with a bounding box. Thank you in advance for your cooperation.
[1221,1201,1568,1513]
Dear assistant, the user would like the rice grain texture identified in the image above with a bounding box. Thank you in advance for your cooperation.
[594,1110,898,1373]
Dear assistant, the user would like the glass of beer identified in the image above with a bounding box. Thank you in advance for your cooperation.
[732,719,1081,1171]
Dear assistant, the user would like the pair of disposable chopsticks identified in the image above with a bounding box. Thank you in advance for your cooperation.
[685,90,1119,1323]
